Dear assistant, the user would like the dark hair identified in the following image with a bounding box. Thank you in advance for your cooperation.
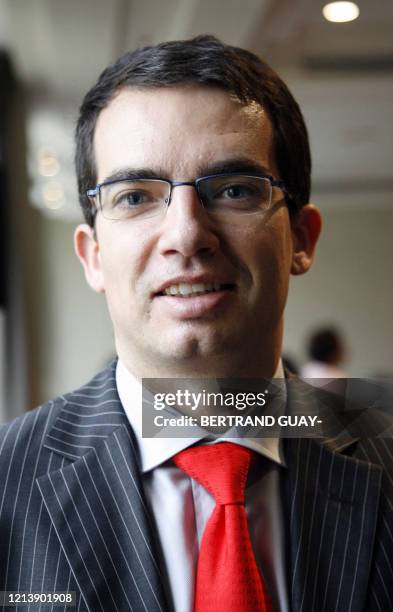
[308,328,344,364]
[75,35,311,226]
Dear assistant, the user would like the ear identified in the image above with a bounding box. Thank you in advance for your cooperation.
[74,224,105,293]
[290,204,322,275]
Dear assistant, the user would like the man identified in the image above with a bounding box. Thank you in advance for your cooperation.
[301,326,347,380]
[1,36,392,612]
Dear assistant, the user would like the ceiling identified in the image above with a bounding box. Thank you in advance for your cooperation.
[0,0,392,219]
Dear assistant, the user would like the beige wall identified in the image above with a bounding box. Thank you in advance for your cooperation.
[33,217,115,405]
[26,206,393,406]
[285,206,393,377]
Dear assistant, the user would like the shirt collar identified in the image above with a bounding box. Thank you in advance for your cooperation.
[116,359,286,472]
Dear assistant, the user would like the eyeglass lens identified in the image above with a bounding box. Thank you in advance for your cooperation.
[98,176,272,221]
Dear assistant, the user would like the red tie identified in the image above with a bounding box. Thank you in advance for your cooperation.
[173,442,274,612]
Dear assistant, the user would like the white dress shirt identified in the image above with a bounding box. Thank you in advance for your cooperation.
[116,359,289,612]
[301,361,346,379]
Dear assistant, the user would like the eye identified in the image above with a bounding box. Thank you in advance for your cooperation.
[211,179,268,206]
[113,188,152,208]
[219,184,258,199]
[199,176,272,214]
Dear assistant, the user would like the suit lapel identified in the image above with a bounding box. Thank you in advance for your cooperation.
[283,378,383,612]
[36,362,168,612]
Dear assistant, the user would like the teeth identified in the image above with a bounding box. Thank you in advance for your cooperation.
[179,283,192,296]
[163,282,224,296]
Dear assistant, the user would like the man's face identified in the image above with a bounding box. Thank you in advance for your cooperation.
[76,85,319,377]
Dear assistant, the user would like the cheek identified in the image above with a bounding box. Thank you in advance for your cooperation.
[237,213,293,295]
[266,227,293,305]
[98,224,157,303]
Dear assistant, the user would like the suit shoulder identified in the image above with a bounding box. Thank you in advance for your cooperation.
[0,360,118,469]
[355,437,393,472]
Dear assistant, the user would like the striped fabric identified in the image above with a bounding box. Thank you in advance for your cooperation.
[1,360,392,611]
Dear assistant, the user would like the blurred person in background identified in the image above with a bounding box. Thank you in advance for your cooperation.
[301,326,348,379]
[0,36,392,612]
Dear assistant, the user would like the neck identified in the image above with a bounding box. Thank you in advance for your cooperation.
[117,340,282,381]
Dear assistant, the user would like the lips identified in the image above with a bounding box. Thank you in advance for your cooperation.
[161,282,234,297]
[154,281,236,318]
[154,277,236,298]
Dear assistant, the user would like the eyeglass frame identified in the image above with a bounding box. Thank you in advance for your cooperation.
[86,171,287,219]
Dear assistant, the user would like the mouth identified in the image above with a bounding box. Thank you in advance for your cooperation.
[157,282,236,297]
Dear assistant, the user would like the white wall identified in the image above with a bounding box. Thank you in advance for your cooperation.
[36,217,115,404]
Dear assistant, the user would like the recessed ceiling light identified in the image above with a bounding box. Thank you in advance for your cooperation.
[38,149,60,177]
[39,156,60,177]
[323,2,360,23]
[43,181,64,209]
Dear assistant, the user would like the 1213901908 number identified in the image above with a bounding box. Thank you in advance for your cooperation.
[0,592,75,606]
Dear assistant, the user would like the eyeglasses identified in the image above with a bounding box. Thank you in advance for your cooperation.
[86,173,286,222]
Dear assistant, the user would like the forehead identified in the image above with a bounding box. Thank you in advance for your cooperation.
[94,85,277,181]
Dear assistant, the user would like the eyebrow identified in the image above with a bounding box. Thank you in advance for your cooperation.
[99,167,170,185]
[99,158,273,186]
[198,159,273,177]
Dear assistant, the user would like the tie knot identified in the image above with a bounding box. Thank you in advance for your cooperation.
[173,442,253,505]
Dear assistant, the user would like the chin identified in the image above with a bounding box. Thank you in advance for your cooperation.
[156,327,238,366]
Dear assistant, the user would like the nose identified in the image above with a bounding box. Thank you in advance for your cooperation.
[157,185,220,259]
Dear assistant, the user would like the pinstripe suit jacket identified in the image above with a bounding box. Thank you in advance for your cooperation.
[1,361,392,612]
